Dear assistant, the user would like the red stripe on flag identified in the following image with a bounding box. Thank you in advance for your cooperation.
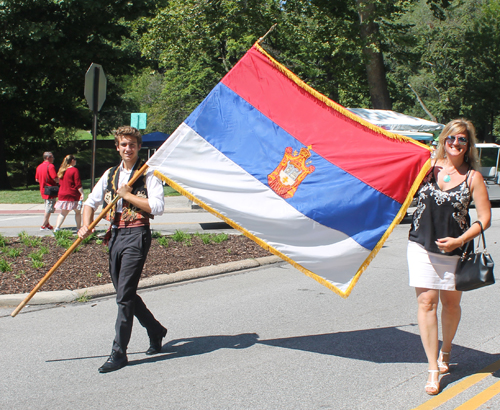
[221,46,430,204]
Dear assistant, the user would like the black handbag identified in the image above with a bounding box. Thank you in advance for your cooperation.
[43,163,59,196]
[44,185,59,196]
[455,221,495,291]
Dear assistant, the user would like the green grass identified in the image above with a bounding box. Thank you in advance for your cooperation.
[75,130,114,141]
[76,291,91,302]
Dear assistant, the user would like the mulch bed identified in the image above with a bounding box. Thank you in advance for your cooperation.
[0,234,271,295]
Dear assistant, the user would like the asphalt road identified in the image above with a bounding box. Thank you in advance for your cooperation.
[1,207,499,409]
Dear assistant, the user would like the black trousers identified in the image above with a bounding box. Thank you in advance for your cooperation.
[108,226,164,354]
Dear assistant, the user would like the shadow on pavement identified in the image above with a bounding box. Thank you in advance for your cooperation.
[48,326,500,384]
[259,325,426,363]
[129,332,260,366]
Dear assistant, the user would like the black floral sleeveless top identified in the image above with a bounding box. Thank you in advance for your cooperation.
[409,166,472,256]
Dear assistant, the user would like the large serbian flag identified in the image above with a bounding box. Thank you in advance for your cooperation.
[147,42,431,298]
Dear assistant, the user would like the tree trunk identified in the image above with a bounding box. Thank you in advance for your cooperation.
[0,117,12,190]
[356,0,392,110]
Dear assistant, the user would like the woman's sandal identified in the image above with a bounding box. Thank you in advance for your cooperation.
[425,370,440,395]
[438,350,450,374]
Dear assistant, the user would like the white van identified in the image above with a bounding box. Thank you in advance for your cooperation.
[476,143,500,201]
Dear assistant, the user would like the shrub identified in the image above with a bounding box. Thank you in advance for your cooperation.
[18,231,42,247]
[212,233,229,243]
[54,230,74,249]
[151,231,163,239]
[81,232,97,245]
[0,258,12,272]
[157,236,169,247]
[28,250,44,262]
[32,260,45,269]
[0,234,8,247]
[7,248,21,258]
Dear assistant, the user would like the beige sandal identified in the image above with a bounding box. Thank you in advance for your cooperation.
[438,350,450,374]
[425,370,440,395]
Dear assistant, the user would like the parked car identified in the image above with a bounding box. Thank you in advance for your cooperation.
[477,143,500,202]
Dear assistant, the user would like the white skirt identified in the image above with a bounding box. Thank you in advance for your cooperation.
[407,240,460,291]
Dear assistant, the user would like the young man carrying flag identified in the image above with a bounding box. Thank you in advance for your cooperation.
[78,126,167,373]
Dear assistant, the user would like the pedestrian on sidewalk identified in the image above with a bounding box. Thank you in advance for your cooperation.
[35,151,59,231]
[407,118,491,395]
[54,154,84,232]
[78,126,167,373]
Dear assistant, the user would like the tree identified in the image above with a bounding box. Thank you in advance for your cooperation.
[355,0,392,109]
[136,0,283,133]
[0,0,158,189]
[386,0,500,140]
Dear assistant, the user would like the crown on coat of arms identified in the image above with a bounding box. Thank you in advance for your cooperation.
[268,146,315,199]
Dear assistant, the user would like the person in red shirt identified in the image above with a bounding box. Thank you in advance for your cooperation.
[35,152,59,230]
[54,154,84,232]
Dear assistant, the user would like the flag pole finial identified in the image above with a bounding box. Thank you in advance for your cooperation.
[258,23,278,44]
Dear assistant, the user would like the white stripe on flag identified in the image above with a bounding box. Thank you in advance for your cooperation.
[148,123,371,291]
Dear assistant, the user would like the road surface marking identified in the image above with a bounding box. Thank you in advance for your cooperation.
[413,358,500,409]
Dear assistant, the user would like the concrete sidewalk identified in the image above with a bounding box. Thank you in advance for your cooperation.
[0,195,198,214]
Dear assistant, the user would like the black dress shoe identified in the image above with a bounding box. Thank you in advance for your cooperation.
[98,350,128,373]
[146,327,167,355]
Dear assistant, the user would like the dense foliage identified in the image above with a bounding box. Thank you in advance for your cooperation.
[1,0,499,188]
[0,0,159,188]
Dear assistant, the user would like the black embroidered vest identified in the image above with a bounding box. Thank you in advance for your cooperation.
[103,159,154,222]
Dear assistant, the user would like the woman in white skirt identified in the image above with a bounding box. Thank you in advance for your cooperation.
[408,119,491,395]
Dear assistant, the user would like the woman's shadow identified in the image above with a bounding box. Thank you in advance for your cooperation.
[130,325,500,386]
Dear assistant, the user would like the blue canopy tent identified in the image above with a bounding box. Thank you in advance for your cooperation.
[141,131,169,158]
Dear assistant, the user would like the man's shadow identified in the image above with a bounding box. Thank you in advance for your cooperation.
[130,333,260,366]
[130,325,500,388]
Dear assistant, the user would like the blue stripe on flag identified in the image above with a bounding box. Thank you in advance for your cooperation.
[185,83,400,250]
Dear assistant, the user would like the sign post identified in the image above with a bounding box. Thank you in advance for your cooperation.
[131,113,147,129]
[84,63,107,189]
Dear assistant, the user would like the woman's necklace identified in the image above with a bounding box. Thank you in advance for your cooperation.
[443,167,458,183]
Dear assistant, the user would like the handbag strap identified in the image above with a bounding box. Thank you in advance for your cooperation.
[463,221,487,255]
[475,220,487,251]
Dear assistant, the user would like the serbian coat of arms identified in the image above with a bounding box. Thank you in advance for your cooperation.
[268,146,315,199]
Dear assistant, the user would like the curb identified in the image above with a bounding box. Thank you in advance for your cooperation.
[0,255,282,307]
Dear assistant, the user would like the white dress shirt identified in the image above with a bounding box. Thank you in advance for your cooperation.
[85,161,164,216]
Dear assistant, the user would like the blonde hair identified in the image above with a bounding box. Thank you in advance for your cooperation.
[434,118,479,169]
[57,154,75,179]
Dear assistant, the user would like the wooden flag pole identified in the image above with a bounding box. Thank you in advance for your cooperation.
[257,23,277,44]
[11,162,150,317]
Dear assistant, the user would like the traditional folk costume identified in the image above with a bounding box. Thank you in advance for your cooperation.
[85,159,166,356]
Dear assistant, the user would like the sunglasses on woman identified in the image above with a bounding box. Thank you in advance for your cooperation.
[445,135,468,146]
